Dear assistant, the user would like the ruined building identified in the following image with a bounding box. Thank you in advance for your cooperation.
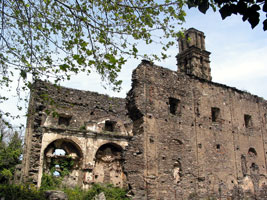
[21,28,267,199]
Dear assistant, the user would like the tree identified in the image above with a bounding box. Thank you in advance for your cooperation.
[188,0,267,31]
[1,1,266,122]
[0,0,186,88]
[0,0,189,120]
[0,118,23,183]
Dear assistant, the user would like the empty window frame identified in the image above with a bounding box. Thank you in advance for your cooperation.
[211,107,220,122]
[104,120,116,132]
[248,147,257,157]
[169,97,181,115]
[244,114,252,128]
[58,116,71,126]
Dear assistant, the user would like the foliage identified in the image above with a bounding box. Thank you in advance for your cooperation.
[188,0,267,31]
[0,184,46,200]
[40,178,129,200]
[83,184,129,200]
[1,0,265,123]
[63,186,88,200]
[0,0,186,114]
[50,156,74,177]
[40,173,63,190]
[0,118,23,183]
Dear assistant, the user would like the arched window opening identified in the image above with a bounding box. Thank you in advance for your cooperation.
[93,143,125,187]
[43,139,82,185]
[248,147,257,157]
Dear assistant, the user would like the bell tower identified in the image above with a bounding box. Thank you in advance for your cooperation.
[176,28,212,81]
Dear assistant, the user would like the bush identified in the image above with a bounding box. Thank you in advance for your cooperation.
[63,186,87,200]
[0,182,129,200]
[40,173,62,190]
[85,184,129,200]
[0,184,45,200]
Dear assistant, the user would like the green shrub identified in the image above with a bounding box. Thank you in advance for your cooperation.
[0,183,130,200]
[63,186,87,200]
[85,184,129,200]
[0,184,45,200]
[40,173,62,190]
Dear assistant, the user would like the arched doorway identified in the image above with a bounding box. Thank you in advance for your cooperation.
[93,143,125,187]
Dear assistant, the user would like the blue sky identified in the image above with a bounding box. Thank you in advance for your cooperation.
[2,7,267,127]
[63,7,267,97]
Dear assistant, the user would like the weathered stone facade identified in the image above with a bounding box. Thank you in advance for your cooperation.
[21,81,132,189]
[21,28,267,199]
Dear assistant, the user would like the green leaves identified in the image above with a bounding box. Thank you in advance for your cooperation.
[0,0,188,97]
[188,0,267,30]
[0,121,23,183]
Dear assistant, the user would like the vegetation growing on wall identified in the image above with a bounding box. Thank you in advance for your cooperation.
[50,156,74,177]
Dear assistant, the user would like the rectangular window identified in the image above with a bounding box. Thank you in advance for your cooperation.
[211,107,220,122]
[104,120,116,132]
[244,114,252,128]
[169,97,180,115]
[58,115,71,126]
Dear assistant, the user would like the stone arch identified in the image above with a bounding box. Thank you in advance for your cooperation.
[43,138,83,187]
[93,142,125,187]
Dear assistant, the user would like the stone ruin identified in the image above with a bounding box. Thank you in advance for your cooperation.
[19,28,267,199]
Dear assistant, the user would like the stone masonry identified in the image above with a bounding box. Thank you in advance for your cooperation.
[21,28,267,199]
[21,80,132,189]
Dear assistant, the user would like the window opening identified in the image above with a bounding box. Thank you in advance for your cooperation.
[184,58,188,66]
[44,139,82,182]
[248,147,257,157]
[186,66,191,74]
[58,116,71,126]
[169,97,180,115]
[53,171,60,177]
[244,114,252,128]
[53,149,66,156]
[250,163,259,171]
[104,120,116,132]
[200,56,203,64]
[216,144,221,150]
[211,107,220,122]
[181,40,184,51]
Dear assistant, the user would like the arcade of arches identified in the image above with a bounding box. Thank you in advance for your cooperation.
[42,138,125,188]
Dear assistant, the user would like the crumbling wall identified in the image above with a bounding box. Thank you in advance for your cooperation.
[21,80,132,188]
[125,61,267,199]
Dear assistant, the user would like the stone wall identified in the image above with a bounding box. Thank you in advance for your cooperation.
[124,61,267,199]
[21,80,132,188]
[21,28,267,199]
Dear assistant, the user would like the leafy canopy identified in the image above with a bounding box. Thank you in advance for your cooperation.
[188,0,267,31]
[0,0,186,92]
[1,0,266,122]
